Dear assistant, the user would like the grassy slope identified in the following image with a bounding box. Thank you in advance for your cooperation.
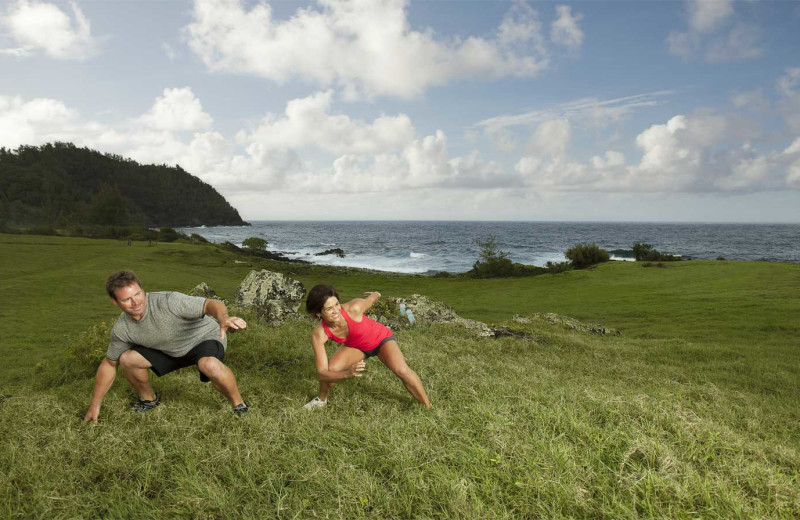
[1,234,798,518]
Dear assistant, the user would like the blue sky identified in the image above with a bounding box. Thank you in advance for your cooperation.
[1,0,799,222]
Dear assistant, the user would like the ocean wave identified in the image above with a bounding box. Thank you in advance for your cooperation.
[410,252,428,259]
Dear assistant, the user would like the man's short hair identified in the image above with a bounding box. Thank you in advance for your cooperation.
[106,270,143,300]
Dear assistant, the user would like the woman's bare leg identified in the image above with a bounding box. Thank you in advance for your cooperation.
[377,341,432,408]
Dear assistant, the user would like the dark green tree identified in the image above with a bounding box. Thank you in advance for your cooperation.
[470,235,514,278]
[564,243,610,269]
[242,237,268,254]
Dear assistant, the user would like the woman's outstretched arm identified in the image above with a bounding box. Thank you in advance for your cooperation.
[311,325,364,383]
[346,291,381,317]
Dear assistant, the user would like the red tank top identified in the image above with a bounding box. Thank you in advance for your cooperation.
[321,306,392,351]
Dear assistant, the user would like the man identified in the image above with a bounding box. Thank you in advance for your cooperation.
[83,270,248,423]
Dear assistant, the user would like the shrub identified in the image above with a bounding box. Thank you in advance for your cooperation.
[242,236,268,254]
[158,227,180,242]
[469,235,514,278]
[564,243,610,269]
[633,242,681,262]
[190,233,209,244]
[218,241,243,253]
[546,260,573,274]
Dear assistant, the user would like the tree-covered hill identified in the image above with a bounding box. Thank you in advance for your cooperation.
[0,142,248,228]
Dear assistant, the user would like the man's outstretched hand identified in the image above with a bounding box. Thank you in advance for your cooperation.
[220,316,247,340]
[83,404,101,424]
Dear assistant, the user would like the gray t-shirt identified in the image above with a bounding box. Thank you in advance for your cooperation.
[106,291,226,361]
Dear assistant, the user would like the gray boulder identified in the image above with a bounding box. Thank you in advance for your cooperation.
[189,282,222,301]
[513,313,620,335]
[390,294,494,338]
[235,270,306,322]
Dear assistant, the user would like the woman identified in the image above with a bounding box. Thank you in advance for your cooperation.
[303,284,432,409]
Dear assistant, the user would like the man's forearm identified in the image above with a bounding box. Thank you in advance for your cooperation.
[89,359,118,407]
[204,299,229,323]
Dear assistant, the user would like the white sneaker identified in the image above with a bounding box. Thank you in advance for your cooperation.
[302,397,327,410]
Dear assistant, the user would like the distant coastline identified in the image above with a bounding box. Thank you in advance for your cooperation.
[181,221,800,274]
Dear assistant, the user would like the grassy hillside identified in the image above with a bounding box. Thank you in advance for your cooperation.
[1,234,798,518]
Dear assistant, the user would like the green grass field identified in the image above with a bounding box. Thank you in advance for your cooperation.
[1,233,798,518]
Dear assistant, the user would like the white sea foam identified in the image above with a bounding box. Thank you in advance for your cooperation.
[409,252,427,259]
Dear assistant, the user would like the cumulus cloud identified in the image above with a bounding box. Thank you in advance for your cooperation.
[0,95,84,148]
[183,0,549,99]
[237,91,415,154]
[666,0,761,63]
[777,68,800,133]
[527,118,570,158]
[550,5,584,48]
[1,0,98,60]
[138,87,213,132]
[687,0,733,33]
[515,110,792,194]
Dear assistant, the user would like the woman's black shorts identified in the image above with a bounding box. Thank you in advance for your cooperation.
[361,335,395,359]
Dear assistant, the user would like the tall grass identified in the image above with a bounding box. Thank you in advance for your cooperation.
[1,234,798,518]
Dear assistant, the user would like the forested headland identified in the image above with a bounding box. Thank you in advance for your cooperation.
[0,142,247,232]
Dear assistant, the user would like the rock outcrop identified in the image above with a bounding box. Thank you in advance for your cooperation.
[189,282,222,301]
[315,248,346,258]
[234,270,306,322]
[513,313,620,335]
[388,294,494,337]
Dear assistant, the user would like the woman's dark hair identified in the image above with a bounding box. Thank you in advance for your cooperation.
[106,269,143,300]
[306,284,339,314]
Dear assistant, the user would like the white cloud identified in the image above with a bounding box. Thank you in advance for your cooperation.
[777,68,800,133]
[475,90,673,132]
[704,23,761,63]
[687,0,733,33]
[730,89,767,110]
[666,0,761,63]
[550,5,584,48]
[162,42,179,61]
[777,68,800,96]
[183,0,549,99]
[527,118,570,158]
[138,87,213,132]
[2,0,98,60]
[237,91,415,154]
[0,95,82,148]
[513,110,790,194]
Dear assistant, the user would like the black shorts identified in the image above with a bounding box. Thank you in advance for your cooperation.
[132,340,225,383]
[361,335,395,359]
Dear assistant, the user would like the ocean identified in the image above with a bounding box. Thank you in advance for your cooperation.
[178,221,800,274]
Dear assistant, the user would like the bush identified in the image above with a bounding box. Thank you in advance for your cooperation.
[633,242,681,262]
[218,241,243,253]
[546,261,573,274]
[564,243,610,269]
[469,235,514,278]
[242,237,268,254]
[190,233,209,244]
[158,227,180,242]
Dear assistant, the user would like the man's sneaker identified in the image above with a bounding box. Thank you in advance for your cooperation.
[233,403,249,416]
[302,397,327,410]
[131,392,160,413]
